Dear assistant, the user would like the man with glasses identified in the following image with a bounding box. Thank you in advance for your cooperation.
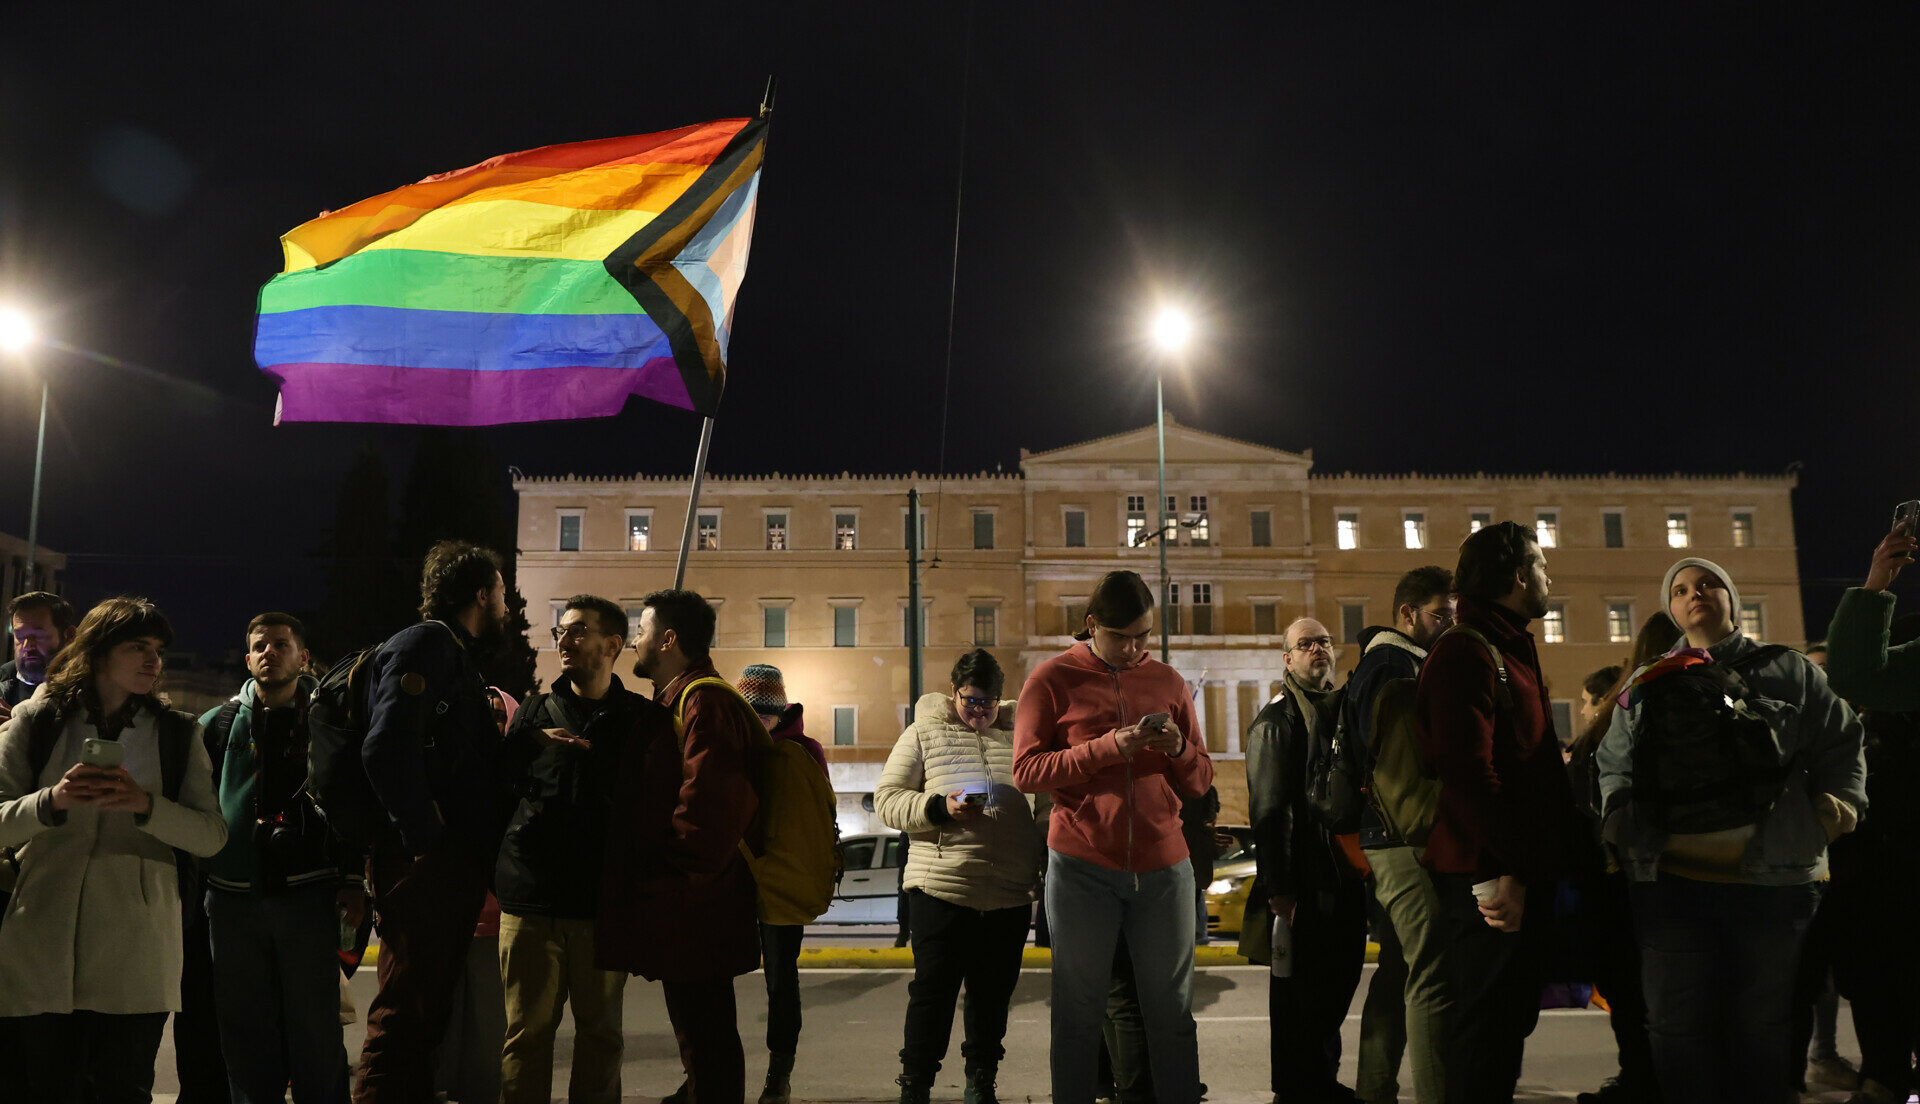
[494,594,669,1104]
[1245,617,1368,1103]
[0,591,76,717]
[1342,566,1455,1104]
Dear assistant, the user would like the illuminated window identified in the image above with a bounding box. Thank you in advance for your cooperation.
[1126,495,1148,547]
[1403,511,1427,550]
[696,512,720,551]
[1470,511,1491,534]
[1667,512,1691,549]
[972,605,996,647]
[1732,512,1755,548]
[765,513,788,551]
[1543,603,1566,644]
[1188,495,1210,547]
[1607,603,1633,644]
[1740,602,1765,640]
[626,512,651,551]
[1336,512,1359,550]
[835,512,858,550]
[1535,511,1560,549]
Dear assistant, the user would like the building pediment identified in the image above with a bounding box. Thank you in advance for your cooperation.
[1020,417,1312,484]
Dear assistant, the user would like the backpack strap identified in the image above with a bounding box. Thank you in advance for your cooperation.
[204,698,243,791]
[25,703,67,792]
[671,676,774,746]
[158,708,193,804]
[1725,644,1794,673]
[1440,624,1513,710]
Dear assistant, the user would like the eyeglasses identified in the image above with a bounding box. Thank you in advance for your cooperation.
[958,695,995,708]
[550,625,601,643]
[1421,607,1456,626]
[1289,636,1334,653]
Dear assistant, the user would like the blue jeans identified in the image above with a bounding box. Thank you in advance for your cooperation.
[207,884,352,1104]
[1631,876,1818,1104]
[1044,850,1199,1104]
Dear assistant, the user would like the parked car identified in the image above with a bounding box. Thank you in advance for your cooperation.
[1204,825,1256,936]
[815,832,907,925]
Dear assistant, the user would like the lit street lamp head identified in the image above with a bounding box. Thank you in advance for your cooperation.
[1149,306,1192,355]
[0,307,35,354]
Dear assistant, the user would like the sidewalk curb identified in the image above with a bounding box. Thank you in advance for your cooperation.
[360,941,1383,969]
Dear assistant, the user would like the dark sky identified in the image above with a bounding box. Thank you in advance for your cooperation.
[2,4,1917,654]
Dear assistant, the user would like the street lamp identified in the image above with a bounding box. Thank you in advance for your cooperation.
[1149,306,1192,664]
[1,307,49,587]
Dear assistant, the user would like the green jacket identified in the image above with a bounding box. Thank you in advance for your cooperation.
[1826,588,1920,713]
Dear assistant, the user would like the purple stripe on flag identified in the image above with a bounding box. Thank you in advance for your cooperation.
[265,361,695,427]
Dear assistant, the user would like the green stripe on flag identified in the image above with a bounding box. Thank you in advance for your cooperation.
[259,250,647,316]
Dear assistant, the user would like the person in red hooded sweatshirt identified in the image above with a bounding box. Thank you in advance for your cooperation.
[1013,570,1214,1104]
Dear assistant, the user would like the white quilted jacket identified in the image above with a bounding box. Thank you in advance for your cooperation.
[875,693,1043,911]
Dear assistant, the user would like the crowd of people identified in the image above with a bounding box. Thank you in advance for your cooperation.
[0,519,1910,1104]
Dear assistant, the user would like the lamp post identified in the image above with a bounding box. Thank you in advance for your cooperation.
[1149,306,1192,664]
[0,308,46,586]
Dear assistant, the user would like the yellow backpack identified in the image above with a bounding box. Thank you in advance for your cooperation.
[672,677,840,925]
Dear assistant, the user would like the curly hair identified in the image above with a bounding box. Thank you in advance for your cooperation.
[42,596,174,712]
[418,541,503,623]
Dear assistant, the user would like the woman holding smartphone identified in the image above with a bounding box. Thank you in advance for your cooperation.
[0,596,227,1099]
[875,648,1041,1104]
[1012,570,1214,1104]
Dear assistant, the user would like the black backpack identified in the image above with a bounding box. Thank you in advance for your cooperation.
[306,644,388,849]
[1631,644,1795,834]
[1303,686,1357,831]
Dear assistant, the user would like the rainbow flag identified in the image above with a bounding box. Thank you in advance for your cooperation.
[254,118,765,425]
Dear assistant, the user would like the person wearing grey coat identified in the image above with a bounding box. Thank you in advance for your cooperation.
[1597,557,1866,1104]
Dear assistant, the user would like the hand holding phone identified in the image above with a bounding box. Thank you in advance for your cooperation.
[80,738,125,771]
[1866,505,1919,592]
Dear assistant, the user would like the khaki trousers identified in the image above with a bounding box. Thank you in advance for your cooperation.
[1361,844,1450,1104]
[499,912,629,1104]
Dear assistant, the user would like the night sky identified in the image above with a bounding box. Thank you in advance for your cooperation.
[2,4,1917,655]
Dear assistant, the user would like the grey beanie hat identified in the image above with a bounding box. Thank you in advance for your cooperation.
[1660,557,1741,630]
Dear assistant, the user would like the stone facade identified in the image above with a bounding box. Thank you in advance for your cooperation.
[513,420,1802,828]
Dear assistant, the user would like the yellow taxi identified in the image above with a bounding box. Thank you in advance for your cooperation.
[1203,826,1256,936]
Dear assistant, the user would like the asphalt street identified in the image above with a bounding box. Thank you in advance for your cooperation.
[152,956,1879,1103]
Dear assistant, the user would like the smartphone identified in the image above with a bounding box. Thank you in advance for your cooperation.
[1141,712,1172,731]
[80,738,125,771]
[962,792,989,807]
[1896,500,1920,542]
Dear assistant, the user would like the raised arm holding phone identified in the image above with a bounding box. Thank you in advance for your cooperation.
[1825,503,1920,713]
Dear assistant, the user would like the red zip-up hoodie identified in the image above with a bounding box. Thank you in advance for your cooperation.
[1013,643,1214,873]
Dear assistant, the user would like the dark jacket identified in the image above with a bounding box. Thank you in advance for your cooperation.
[201,676,363,895]
[0,662,38,710]
[1827,587,1920,713]
[1245,688,1342,900]
[362,620,501,857]
[1341,627,1428,849]
[597,662,761,982]
[1414,597,1577,885]
[494,674,663,919]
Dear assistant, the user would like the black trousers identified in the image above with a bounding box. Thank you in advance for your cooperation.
[3,1009,169,1104]
[1268,879,1369,1101]
[663,976,746,1104]
[175,902,231,1103]
[1582,870,1658,1094]
[899,889,1030,1079]
[1834,878,1920,1096]
[1432,871,1548,1104]
[759,922,804,1056]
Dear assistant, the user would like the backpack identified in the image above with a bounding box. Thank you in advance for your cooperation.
[1304,686,1358,831]
[1367,624,1511,850]
[305,643,388,849]
[1630,645,1794,834]
[671,677,839,926]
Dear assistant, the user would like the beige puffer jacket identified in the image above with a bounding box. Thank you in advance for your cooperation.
[875,693,1043,911]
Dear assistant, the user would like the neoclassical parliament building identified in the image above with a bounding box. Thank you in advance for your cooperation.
[513,419,1803,825]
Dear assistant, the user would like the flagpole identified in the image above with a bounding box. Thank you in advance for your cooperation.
[671,80,772,592]
[673,416,715,589]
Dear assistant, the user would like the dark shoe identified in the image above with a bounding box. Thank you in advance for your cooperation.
[897,1074,932,1104]
[965,1065,1000,1104]
[1575,1076,1650,1104]
[663,1081,692,1104]
[760,1053,794,1104]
